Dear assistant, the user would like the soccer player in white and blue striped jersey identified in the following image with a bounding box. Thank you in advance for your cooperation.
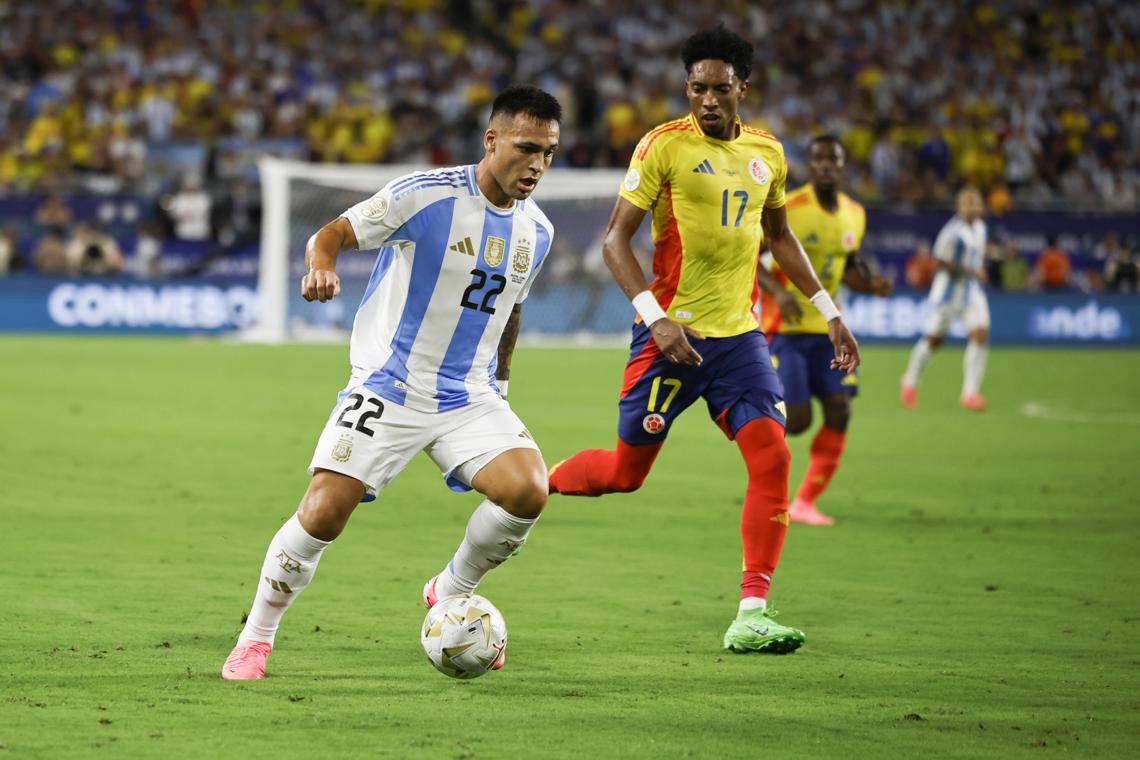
[223,86,561,680]
[901,187,991,411]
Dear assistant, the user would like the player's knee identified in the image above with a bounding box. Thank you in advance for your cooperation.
[822,398,851,431]
[489,471,548,519]
[758,436,793,480]
[784,406,812,436]
[297,471,364,540]
[927,335,944,349]
[971,328,989,344]
[739,419,791,479]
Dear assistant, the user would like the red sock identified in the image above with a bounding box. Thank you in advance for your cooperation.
[735,417,791,600]
[795,426,847,505]
[548,439,662,496]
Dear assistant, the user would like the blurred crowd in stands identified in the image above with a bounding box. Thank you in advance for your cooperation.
[0,0,1137,286]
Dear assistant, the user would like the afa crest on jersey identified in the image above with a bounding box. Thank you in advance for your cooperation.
[484,236,506,267]
[513,239,532,273]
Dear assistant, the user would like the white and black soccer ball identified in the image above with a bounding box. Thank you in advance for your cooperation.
[421,594,507,679]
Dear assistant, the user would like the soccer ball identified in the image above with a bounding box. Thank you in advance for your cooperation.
[420,594,507,679]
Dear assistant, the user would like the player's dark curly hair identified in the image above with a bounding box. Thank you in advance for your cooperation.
[681,25,754,81]
[490,85,563,123]
[809,134,845,151]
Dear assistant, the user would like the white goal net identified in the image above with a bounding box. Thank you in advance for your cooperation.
[250,157,653,344]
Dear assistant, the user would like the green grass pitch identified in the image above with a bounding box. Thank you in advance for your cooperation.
[1,336,1138,758]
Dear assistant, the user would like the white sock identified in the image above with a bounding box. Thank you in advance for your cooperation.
[739,596,768,612]
[903,337,933,386]
[436,500,537,597]
[238,514,330,646]
[963,341,989,396]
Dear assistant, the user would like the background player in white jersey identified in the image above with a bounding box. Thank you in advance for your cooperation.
[901,187,991,411]
[221,85,562,680]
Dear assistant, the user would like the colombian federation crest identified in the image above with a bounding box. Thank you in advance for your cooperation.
[749,158,770,185]
[623,167,641,192]
[842,230,858,251]
[331,434,353,463]
[642,413,666,434]
[743,157,770,185]
[513,239,532,273]
[484,236,506,267]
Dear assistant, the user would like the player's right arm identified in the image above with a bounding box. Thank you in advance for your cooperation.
[303,181,419,302]
[602,198,704,366]
[301,217,358,302]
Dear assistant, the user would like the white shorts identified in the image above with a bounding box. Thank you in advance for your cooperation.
[308,386,541,499]
[925,293,990,336]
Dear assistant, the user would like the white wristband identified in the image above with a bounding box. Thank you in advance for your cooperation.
[497,380,509,398]
[810,290,842,323]
[632,290,668,326]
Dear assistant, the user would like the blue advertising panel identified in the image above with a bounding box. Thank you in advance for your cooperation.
[520,286,1140,345]
[0,275,258,333]
[2,275,1138,345]
[840,291,1138,344]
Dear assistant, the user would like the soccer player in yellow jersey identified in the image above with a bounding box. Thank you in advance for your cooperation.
[549,27,861,654]
[758,136,892,526]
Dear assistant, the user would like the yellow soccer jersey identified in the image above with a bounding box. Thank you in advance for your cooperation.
[619,113,787,338]
[769,184,866,335]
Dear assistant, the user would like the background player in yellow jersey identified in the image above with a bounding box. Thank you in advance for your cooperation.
[548,27,861,654]
[758,136,892,526]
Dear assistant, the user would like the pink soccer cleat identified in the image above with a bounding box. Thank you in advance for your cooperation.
[422,575,440,608]
[900,382,918,409]
[788,498,835,526]
[960,393,987,412]
[221,641,272,680]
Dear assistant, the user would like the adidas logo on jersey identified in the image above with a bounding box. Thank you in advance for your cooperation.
[449,237,475,256]
[692,159,716,175]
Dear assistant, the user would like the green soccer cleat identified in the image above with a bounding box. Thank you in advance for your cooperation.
[723,608,805,654]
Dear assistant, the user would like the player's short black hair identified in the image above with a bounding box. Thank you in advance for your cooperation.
[490,85,562,124]
[809,134,845,152]
[681,25,754,81]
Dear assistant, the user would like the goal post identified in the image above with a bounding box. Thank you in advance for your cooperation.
[248,157,637,344]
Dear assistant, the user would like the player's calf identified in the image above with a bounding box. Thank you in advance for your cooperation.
[548,440,661,496]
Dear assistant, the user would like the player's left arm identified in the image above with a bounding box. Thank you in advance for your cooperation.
[763,204,859,371]
[494,304,522,398]
[842,252,893,296]
[755,251,803,323]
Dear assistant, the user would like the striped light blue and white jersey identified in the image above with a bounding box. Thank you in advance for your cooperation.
[339,164,554,413]
[929,215,987,308]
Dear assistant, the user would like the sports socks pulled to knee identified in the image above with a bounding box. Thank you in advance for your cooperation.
[736,417,791,603]
[795,426,847,504]
[435,499,537,598]
[239,514,330,646]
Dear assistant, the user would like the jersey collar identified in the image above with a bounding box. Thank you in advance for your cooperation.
[688,112,745,142]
